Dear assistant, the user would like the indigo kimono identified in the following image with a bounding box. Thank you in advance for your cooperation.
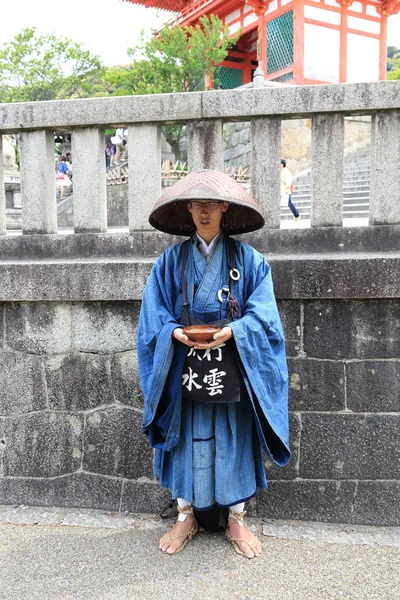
[137,235,290,510]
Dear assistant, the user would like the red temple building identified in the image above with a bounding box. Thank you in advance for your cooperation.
[125,0,399,87]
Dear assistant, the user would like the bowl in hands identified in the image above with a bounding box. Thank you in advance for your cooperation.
[183,325,221,343]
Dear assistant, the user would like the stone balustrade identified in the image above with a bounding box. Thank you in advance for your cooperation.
[1,81,400,234]
[0,82,399,525]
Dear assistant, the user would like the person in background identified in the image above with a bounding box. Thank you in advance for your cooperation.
[281,159,300,221]
[56,156,72,198]
[105,136,115,171]
[112,128,128,165]
[65,153,72,180]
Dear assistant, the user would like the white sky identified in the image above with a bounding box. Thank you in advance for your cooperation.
[0,0,399,67]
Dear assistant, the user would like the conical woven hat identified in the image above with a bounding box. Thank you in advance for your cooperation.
[149,169,264,235]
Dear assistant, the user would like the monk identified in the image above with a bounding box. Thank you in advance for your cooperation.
[138,170,290,559]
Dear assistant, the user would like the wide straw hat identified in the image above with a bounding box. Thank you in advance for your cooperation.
[149,169,265,236]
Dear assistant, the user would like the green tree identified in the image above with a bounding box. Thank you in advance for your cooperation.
[387,59,400,79]
[387,45,399,59]
[0,27,103,102]
[127,15,240,156]
[128,15,240,93]
[387,46,400,72]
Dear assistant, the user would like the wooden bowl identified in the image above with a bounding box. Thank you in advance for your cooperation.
[183,325,221,343]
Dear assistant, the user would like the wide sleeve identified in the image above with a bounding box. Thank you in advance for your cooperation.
[137,251,182,430]
[229,252,290,466]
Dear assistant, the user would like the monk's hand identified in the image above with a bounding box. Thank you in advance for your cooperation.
[172,327,196,347]
[194,326,233,349]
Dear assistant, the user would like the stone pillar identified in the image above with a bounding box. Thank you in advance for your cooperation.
[20,130,57,235]
[370,110,400,225]
[251,117,281,229]
[311,113,344,227]
[128,124,161,231]
[0,137,5,235]
[187,120,223,172]
[72,127,107,233]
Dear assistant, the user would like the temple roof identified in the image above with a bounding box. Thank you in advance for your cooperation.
[123,0,183,13]
[123,0,400,18]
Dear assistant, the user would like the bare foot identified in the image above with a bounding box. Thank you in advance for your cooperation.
[159,513,197,555]
[227,517,263,558]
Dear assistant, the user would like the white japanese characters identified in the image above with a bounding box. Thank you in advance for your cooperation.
[183,346,227,396]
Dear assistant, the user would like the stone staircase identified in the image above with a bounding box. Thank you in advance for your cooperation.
[281,142,371,221]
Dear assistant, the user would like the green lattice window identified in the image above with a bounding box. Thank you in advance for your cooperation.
[267,11,294,75]
[214,67,243,90]
[270,72,294,83]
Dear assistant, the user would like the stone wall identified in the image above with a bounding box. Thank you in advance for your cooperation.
[0,298,170,513]
[0,228,398,526]
[224,117,371,175]
[1,82,399,525]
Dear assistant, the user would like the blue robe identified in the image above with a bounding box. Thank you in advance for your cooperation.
[137,235,290,509]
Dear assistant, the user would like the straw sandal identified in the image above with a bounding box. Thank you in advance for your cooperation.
[225,509,260,559]
[161,505,198,555]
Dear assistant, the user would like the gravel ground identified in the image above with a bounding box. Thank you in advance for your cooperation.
[0,507,399,600]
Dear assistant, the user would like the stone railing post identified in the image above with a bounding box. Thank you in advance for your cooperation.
[187,120,223,171]
[128,124,161,231]
[311,113,344,227]
[251,117,281,229]
[19,130,57,234]
[0,137,5,235]
[72,127,107,233]
[369,110,400,225]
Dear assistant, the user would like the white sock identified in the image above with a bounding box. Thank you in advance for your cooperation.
[177,498,193,522]
[229,502,245,526]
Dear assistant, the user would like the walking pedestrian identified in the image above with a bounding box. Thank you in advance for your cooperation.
[281,159,300,221]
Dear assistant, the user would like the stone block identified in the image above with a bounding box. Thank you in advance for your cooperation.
[142,232,185,256]
[5,303,71,353]
[3,413,83,477]
[72,127,107,233]
[45,353,113,411]
[257,480,356,523]
[264,413,300,480]
[230,132,240,147]
[0,473,122,511]
[83,407,153,479]
[271,258,400,300]
[111,350,143,409]
[0,353,47,416]
[0,263,151,302]
[239,128,250,144]
[251,224,400,256]
[299,414,400,480]
[297,126,312,146]
[0,418,4,476]
[346,360,400,412]
[121,480,172,514]
[287,358,345,411]
[202,82,400,120]
[303,300,400,359]
[0,92,203,130]
[0,305,3,348]
[350,482,400,526]
[276,300,301,356]
[0,232,144,261]
[128,123,161,231]
[72,301,140,353]
[282,129,299,146]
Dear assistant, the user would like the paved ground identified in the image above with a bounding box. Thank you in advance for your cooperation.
[0,505,399,600]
